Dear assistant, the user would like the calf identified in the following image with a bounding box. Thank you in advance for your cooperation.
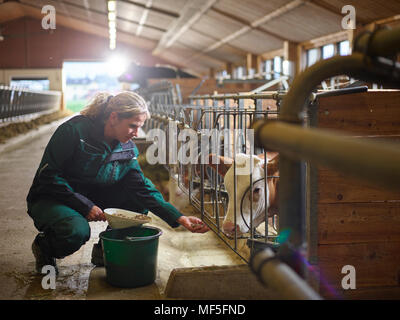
[208,153,279,237]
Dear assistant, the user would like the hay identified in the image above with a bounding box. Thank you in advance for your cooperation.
[0,110,73,144]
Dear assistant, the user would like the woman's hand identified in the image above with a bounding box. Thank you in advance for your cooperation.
[87,205,107,222]
[176,216,210,233]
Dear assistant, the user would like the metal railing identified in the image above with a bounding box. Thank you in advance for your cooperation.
[142,85,286,261]
[187,94,282,262]
[0,86,61,123]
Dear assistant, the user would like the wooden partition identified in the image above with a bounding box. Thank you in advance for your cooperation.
[315,90,400,299]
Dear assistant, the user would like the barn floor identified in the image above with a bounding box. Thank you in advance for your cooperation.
[0,117,276,300]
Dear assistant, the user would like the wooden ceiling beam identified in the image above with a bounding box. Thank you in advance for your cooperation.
[81,0,94,21]
[118,0,179,18]
[152,0,217,55]
[178,27,255,58]
[135,0,153,36]
[210,7,289,42]
[0,2,26,23]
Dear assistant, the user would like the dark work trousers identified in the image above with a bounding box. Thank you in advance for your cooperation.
[28,178,144,259]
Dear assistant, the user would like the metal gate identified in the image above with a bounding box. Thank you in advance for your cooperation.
[142,84,286,262]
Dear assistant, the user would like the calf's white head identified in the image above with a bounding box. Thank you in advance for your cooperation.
[209,153,279,237]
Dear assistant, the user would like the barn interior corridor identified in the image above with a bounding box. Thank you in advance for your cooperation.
[1,0,400,305]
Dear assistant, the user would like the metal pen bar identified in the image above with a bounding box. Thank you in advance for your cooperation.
[264,149,268,242]
[250,138,254,246]
[213,98,220,233]
[189,92,287,101]
[311,86,368,100]
[233,113,237,250]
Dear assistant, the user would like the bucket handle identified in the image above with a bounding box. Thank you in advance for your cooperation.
[124,235,159,241]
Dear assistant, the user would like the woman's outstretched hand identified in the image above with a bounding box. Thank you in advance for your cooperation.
[177,216,210,233]
[87,205,107,222]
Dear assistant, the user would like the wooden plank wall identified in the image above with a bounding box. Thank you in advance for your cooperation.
[316,90,400,299]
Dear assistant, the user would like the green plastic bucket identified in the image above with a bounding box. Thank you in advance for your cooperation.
[99,225,162,288]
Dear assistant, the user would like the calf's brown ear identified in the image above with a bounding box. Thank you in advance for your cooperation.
[260,154,279,174]
[257,152,279,161]
[207,154,233,177]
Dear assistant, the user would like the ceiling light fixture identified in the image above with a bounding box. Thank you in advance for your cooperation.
[107,1,117,50]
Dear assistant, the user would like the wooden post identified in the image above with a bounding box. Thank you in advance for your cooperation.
[246,53,260,77]
[283,41,298,79]
[225,62,233,78]
[209,67,215,79]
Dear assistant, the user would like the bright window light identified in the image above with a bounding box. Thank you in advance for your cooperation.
[307,48,319,67]
[105,54,129,77]
[273,56,282,77]
[322,44,335,59]
[282,60,290,76]
[339,40,350,56]
[265,60,272,80]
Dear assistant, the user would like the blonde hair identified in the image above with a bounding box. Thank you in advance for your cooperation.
[80,91,150,121]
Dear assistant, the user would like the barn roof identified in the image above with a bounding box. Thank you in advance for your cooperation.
[0,0,399,76]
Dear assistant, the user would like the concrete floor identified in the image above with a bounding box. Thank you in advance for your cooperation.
[0,118,100,299]
[0,117,274,300]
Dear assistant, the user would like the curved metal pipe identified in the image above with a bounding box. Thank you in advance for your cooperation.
[189,92,286,100]
[250,247,322,300]
[279,52,399,123]
[254,121,400,191]
[353,25,400,57]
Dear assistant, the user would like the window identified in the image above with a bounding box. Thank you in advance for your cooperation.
[322,44,335,59]
[305,39,351,69]
[264,60,272,80]
[218,70,228,78]
[248,68,255,78]
[339,40,350,56]
[282,60,290,76]
[273,56,282,78]
[263,56,283,80]
[307,48,320,67]
[234,66,245,79]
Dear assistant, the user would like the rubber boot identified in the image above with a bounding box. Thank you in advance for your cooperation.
[32,233,59,275]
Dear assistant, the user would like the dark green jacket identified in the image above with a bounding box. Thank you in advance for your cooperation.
[27,115,182,228]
